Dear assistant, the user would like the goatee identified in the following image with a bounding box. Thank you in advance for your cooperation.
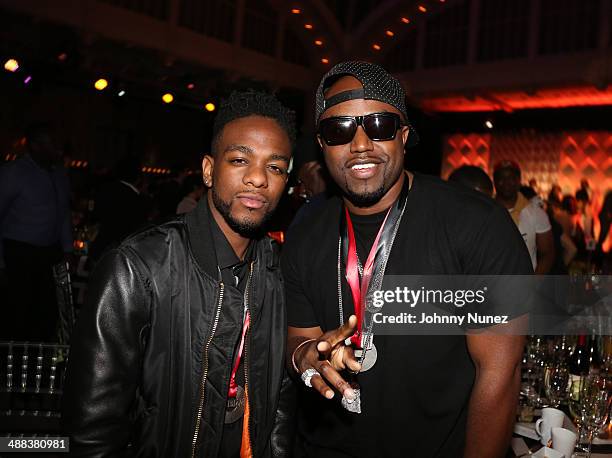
[344,185,386,207]
[211,188,270,238]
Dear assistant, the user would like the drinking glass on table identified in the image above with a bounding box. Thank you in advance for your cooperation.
[545,365,569,408]
[578,374,612,457]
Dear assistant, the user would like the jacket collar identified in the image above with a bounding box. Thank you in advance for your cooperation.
[185,196,278,320]
[185,195,223,280]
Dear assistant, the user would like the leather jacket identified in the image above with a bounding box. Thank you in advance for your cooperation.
[62,199,295,457]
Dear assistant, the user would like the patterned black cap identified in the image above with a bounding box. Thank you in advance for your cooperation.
[315,61,419,147]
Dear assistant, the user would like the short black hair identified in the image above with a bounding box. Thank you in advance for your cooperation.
[520,185,537,200]
[575,189,589,203]
[448,165,493,195]
[211,90,296,155]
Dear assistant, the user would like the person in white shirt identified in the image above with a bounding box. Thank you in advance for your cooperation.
[494,161,555,273]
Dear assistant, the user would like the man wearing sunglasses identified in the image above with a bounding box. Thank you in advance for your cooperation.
[282,62,532,457]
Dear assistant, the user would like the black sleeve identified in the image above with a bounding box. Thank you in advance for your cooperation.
[281,236,320,328]
[461,204,534,324]
[61,247,150,457]
[462,204,533,276]
[269,370,297,457]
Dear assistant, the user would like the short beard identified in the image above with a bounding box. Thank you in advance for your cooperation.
[211,188,271,238]
[344,184,386,208]
[342,164,393,208]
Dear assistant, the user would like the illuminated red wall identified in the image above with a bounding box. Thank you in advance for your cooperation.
[442,130,612,246]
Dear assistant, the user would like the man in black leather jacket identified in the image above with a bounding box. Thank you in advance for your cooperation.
[62,91,296,457]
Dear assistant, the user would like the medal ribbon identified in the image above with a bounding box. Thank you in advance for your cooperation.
[345,207,391,347]
[228,312,250,398]
[341,176,411,347]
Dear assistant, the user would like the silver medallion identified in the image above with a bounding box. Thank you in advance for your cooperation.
[355,335,378,372]
[224,385,245,424]
[362,342,378,372]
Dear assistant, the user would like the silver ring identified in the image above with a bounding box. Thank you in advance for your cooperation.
[300,368,320,388]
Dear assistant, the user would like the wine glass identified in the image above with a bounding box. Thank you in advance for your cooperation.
[579,374,612,457]
[546,365,569,408]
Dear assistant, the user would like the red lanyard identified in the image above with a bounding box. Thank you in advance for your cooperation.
[344,207,390,347]
[228,312,250,398]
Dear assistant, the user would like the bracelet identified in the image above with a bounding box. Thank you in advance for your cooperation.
[291,338,317,374]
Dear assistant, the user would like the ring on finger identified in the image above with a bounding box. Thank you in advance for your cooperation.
[301,368,320,388]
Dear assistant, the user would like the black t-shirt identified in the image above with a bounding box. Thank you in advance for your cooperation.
[208,208,253,458]
[350,209,388,263]
[282,173,533,458]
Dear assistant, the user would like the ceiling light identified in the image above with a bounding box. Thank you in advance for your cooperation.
[418,5,427,12]
[204,102,216,112]
[372,44,381,51]
[314,39,323,46]
[386,30,394,37]
[4,58,19,72]
[304,23,313,29]
[162,93,174,104]
[291,8,301,14]
[321,58,329,64]
[401,17,410,24]
[94,78,108,91]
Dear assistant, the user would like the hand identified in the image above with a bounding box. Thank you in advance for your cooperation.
[293,315,361,400]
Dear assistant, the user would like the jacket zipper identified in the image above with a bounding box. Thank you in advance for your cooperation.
[191,282,225,458]
[244,262,255,457]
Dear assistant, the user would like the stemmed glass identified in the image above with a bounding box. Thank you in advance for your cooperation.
[577,374,612,457]
[545,365,569,408]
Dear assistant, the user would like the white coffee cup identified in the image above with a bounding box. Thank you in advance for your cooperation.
[535,407,565,446]
[552,427,577,458]
[536,446,564,458]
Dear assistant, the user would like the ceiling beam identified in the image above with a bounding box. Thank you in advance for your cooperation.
[0,0,316,90]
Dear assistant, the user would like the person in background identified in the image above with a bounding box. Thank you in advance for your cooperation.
[543,195,575,274]
[157,168,190,219]
[447,164,493,196]
[0,122,73,341]
[520,185,545,209]
[494,161,555,274]
[88,155,148,261]
[282,133,333,232]
[548,184,563,205]
[562,194,587,263]
[528,178,539,196]
[576,189,595,249]
[176,173,205,214]
[579,178,592,202]
[597,191,612,272]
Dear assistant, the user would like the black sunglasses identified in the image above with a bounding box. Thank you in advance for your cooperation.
[318,112,404,146]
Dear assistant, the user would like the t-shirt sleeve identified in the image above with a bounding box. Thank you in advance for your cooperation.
[460,204,534,324]
[463,204,533,275]
[281,237,320,328]
[532,204,552,234]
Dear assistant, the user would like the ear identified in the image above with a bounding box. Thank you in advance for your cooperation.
[400,126,410,151]
[316,134,324,150]
[202,155,214,188]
